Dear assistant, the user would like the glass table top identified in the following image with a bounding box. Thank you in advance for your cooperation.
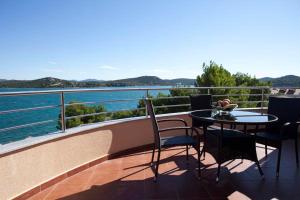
[190,110,278,125]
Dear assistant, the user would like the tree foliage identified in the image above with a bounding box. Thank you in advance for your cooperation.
[196,61,235,96]
[58,102,106,129]
[196,61,235,87]
[196,61,271,107]
[58,61,272,130]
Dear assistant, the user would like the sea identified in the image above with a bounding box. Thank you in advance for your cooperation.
[0,86,170,145]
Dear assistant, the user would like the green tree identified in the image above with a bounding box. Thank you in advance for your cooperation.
[196,61,235,97]
[136,89,196,115]
[57,62,272,127]
[196,61,235,87]
[196,61,270,108]
[111,109,144,120]
[232,72,271,107]
[58,102,107,129]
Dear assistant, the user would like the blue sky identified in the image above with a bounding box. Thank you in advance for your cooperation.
[0,0,299,80]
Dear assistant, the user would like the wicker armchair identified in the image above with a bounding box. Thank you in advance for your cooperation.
[255,96,300,177]
[145,99,201,181]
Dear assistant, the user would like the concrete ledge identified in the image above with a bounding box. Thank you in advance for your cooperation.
[1,109,267,199]
[1,112,192,200]
[13,144,153,200]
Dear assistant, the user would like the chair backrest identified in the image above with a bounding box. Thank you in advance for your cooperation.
[190,94,212,111]
[267,96,300,133]
[190,94,212,127]
[145,99,161,147]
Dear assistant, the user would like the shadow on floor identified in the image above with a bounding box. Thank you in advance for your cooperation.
[56,141,300,200]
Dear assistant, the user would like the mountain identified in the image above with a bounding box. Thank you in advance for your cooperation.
[259,77,273,82]
[80,79,105,82]
[259,75,300,87]
[0,76,196,88]
[2,75,299,88]
[104,76,195,86]
[0,77,77,88]
[104,76,165,86]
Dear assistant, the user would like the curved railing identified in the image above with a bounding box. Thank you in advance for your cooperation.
[0,86,300,200]
[0,86,299,145]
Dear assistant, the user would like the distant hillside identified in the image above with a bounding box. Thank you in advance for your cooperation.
[0,77,77,88]
[80,79,105,82]
[0,76,195,88]
[259,75,300,87]
[2,75,300,88]
[103,76,195,86]
[104,76,164,86]
[259,77,273,82]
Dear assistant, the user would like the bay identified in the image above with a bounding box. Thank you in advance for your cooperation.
[0,86,170,144]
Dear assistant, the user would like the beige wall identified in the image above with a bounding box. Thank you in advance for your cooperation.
[0,114,191,200]
[0,109,266,199]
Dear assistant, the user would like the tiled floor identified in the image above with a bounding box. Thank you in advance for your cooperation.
[28,139,300,200]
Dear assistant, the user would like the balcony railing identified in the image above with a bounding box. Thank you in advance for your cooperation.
[0,86,299,144]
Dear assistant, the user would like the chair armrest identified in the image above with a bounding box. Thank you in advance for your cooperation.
[158,126,200,137]
[158,126,192,133]
[157,118,188,127]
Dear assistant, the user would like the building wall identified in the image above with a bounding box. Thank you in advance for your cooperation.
[0,114,191,200]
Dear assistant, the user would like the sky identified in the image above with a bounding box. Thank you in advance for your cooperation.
[0,0,299,80]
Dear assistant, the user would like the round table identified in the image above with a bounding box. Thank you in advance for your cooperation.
[190,110,278,126]
[190,109,278,181]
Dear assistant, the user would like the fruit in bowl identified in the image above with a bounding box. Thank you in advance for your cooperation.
[216,99,238,112]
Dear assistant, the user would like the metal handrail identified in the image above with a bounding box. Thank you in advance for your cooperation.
[0,86,271,97]
[0,119,57,133]
[154,104,190,109]
[0,86,297,136]
[0,105,60,115]
[65,98,145,106]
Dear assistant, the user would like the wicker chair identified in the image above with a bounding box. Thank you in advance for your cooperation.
[145,99,201,181]
[204,124,264,182]
[190,94,213,128]
[255,96,300,177]
[189,94,220,159]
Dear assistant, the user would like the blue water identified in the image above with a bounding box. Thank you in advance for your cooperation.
[0,87,170,144]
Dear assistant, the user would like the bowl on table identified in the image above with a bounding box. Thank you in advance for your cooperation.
[213,104,238,115]
[222,104,238,112]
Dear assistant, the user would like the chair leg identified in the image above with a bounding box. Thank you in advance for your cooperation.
[197,147,201,178]
[255,160,264,178]
[295,138,299,167]
[154,149,161,181]
[186,145,189,162]
[276,143,282,177]
[265,139,268,157]
[216,163,221,182]
[200,146,204,158]
[202,125,207,159]
[241,152,244,163]
[150,146,155,166]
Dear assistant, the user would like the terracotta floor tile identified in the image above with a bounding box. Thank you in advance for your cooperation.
[28,140,300,200]
[44,183,86,200]
[27,186,55,200]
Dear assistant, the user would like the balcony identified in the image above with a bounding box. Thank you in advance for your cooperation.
[0,87,299,199]
[26,140,300,200]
